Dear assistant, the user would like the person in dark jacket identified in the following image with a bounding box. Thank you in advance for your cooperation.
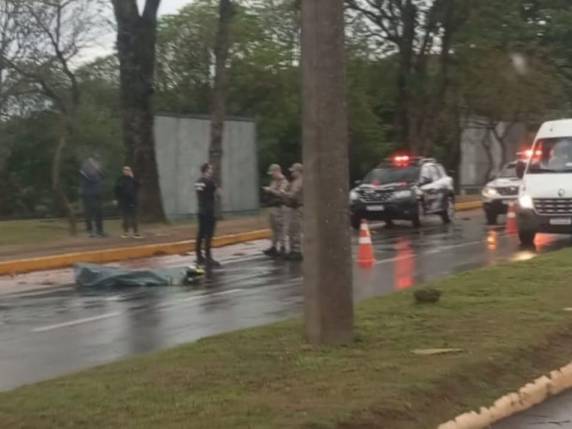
[114,166,142,239]
[195,163,220,267]
[80,156,105,237]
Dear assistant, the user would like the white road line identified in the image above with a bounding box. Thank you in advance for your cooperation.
[32,312,121,333]
[33,289,247,332]
[179,288,243,303]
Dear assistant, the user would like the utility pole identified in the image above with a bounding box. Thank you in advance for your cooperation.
[302,0,354,345]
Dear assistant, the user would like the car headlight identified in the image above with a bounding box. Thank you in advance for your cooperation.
[350,190,359,202]
[482,187,499,198]
[392,190,413,200]
[519,194,534,210]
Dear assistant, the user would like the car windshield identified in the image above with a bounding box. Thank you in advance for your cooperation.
[528,138,572,174]
[363,166,420,185]
[498,164,517,178]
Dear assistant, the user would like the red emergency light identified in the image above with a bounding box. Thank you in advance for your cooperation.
[524,149,542,158]
[393,155,411,166]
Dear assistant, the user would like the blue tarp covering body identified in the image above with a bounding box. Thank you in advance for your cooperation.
[74,264,194,288]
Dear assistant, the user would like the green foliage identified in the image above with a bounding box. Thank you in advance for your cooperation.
[3,0,572,218]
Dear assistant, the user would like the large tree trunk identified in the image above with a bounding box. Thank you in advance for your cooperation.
[396,0,417,152]
[209,0,234,218]
[302,0,353,345]
[112,0,165,222]
[53,115,77,235]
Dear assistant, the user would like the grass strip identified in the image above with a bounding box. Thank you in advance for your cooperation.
[2,248,572,428]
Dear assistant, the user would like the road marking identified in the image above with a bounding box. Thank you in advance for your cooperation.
[32,289,247,332]
[179,288,243,303]
[32,312,121,333]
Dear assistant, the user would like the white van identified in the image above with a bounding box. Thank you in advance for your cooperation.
[516,119,572,245]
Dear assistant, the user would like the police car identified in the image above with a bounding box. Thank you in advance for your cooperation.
[481,161,521,225]
[350,156,455,229]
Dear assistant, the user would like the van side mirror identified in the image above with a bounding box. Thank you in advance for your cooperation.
[516,161,526,179]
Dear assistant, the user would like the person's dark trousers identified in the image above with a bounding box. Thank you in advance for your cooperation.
[121,205,138,234]
[83,195,104,235]
[196,212,216,262]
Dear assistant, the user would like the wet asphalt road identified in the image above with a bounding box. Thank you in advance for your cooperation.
[0,210,571,392]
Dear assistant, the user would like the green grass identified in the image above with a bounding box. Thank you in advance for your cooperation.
[3,250,572,428]
[0,219,72,246]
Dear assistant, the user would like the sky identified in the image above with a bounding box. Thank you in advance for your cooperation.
[85,0,194,60]
[146,0,194,16]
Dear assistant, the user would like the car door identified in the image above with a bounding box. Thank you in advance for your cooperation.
[419,164,439,212]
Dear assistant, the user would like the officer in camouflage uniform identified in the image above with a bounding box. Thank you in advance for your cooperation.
[282,163,303,261]
[263,164,288,258]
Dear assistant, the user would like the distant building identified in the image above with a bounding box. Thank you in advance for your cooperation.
[154,113,259,221]
[459,116,531,194]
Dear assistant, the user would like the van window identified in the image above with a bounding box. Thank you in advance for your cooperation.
[528,138,572,174]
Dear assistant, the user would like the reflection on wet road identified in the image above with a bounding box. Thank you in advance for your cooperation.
[0,211,570,390]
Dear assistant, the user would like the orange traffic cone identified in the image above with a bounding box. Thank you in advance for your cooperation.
[506,202,518,235]
[357,220,376,268]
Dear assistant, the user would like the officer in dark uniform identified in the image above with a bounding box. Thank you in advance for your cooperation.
[195,163,220,267]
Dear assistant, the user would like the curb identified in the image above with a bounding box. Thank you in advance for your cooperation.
[437,361,572,429]
[0,229,271,277]
[0,201,481,277]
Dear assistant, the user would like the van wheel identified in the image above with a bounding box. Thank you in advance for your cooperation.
[519,230,536,246]
[351,214,361,231]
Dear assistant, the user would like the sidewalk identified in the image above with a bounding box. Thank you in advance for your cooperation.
[0,213,268,261]
[0,196,480,261]
[0,197,481,275]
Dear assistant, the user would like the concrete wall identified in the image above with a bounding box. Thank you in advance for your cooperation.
[154,114,259,221]
[459,117,528,191]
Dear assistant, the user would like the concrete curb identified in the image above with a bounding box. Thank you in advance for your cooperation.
[0,229,271,276]
[0,201,481,277]
[437,361,572,429]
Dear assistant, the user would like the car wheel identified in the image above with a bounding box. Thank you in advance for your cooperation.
[518,230,536,246]
[412,200,425,228]
[441,195,455,224]
[351,214,361,231]
[485,211,497,226]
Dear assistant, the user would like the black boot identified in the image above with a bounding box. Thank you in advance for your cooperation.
[286,252,303,261]
[263,247,278,258]
[206,258,221,268]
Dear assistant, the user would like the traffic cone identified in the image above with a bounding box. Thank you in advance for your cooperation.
[357,220,376,268]
[506,202,518,235]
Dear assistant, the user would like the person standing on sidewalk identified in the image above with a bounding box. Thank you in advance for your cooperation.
[282,163,304,261]
[263,164,288,258]
[195,163,220,268]
[114,166,143,239]
[80,156,105,238]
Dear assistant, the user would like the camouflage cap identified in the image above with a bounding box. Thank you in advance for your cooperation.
[289,163,303,173]
[267,164,282,175]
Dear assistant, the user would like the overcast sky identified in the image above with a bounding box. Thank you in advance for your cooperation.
[146,0,194,15]
[85,0,194,60]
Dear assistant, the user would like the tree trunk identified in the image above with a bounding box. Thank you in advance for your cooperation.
[112,0,165,223]
[53,116,77,235]
[209,0,233,188]
[396,0,417,152]
[302,0,353,345]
